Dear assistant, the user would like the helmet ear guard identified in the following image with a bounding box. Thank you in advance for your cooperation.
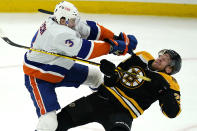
[158,49,182,75]
[53,1,79,24]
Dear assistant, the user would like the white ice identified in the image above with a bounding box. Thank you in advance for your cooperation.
[0,13,197,131]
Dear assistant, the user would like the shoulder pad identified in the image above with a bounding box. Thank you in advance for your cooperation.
[158,72,180,92]
[136,51,155,63]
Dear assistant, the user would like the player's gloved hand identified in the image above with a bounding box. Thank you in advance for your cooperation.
[104,39,127,56]
[103,72,120,87]
[100,59,121,87]
[100,59,116,76]
[115,32,138,54]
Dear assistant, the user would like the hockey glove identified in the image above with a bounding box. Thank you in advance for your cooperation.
[104,39,127,56]
[104,72,120,87]
[100,59,116,76]
[116,32,138,54]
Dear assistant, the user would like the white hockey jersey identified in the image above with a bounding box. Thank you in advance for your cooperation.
[23,17,114,83]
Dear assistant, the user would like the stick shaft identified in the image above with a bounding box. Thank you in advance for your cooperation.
[1,37,100,66]
[38,9,53,15]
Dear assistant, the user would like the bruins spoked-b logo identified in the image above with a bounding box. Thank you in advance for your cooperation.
[120,66,145,89]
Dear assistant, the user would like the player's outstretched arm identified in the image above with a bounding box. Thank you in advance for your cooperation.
[76,39,129,60]
[158,80,181,118]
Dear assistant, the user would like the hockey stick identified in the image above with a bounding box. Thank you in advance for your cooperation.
[0,30,151,81]
[0,29,99,66]
[1,38,100,66]
[38,9,53,15]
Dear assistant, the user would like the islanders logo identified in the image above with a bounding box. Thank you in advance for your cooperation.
[65,40,74,47]
[120,66,145,89]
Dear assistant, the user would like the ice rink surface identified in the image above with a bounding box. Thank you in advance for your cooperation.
[0,13,197,131]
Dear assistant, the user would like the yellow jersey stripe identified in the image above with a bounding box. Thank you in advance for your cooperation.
[105,86,138,118]
[116,87,144,114]
[136,51,154,62]
[158,72,180,91]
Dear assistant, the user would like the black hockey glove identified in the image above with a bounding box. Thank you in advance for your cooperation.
[100,59,116,76]
[104,72,120,87]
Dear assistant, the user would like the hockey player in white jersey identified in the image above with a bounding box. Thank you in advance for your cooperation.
[23,1,138,131]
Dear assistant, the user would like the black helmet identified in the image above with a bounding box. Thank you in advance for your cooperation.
[158,49,182,75]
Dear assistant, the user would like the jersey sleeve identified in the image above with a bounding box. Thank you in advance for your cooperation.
[76,39,111,60]
[53,32,111,60]
[158,73,181,118]
[75,20,114,41]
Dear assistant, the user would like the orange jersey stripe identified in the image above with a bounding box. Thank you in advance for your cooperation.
[23,64,64,83]
[88,41,111,59]
[30,76,46,115]
[97,24,114,41]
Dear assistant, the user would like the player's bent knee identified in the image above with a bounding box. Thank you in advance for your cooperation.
[36,111,58,131]
[83,66,103,90]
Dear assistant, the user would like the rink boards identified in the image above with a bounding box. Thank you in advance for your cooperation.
[0,0,197,17]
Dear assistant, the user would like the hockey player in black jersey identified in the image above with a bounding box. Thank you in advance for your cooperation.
[55,49,182,131]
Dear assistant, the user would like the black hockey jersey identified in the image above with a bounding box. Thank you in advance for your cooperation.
[104,51,181,119]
